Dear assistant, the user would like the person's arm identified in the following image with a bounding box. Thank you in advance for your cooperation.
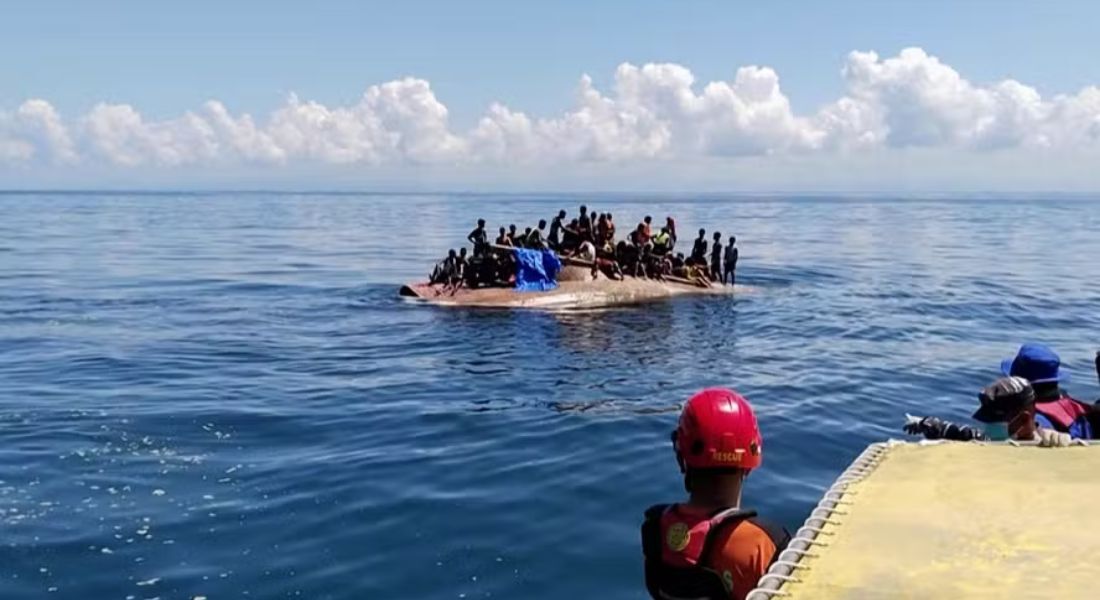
[903,415,987,441]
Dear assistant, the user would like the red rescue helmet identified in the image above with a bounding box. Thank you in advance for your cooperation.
[672,388,762,472]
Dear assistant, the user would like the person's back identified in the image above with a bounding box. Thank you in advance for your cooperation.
[529,220,547,250]
[642,389,789,600]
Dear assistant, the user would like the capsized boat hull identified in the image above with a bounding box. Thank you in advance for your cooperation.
[399,276,733,309]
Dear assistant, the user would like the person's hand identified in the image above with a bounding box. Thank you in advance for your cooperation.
[903,413,925,435]
[1036,428,1073,448]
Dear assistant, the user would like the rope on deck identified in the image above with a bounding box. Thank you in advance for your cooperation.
[745,441,894,600]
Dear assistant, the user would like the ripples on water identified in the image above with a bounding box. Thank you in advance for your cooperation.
[2,193,1099,599]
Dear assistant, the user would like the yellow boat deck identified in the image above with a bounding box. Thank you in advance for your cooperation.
[748,441,1098,599]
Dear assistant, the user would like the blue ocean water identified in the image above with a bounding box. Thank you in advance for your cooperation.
[1,192,1099,599]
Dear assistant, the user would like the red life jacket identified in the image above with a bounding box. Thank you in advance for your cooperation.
[1035,394,1091,431]
[642,504,756,600]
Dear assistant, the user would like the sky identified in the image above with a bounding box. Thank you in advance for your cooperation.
[3,0,1100,191]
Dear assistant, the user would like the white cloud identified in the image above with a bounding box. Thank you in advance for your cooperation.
[3,47,1100,174]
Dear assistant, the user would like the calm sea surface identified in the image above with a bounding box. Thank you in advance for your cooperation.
[2,192,1099,599]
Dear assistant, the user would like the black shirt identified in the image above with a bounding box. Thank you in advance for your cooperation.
[549,217,563,245]
[691,237,707,261]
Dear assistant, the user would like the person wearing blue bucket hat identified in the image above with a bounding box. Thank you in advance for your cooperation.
[1000,343,1098,440]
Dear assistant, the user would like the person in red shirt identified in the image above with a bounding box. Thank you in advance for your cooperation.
[642,388,790,600]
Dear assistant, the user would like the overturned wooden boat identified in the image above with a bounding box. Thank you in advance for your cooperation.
[399,263,734,309]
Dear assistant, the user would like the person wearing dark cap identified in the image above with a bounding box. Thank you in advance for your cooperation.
[903,376,1077,446]
[1001,343,1097,439]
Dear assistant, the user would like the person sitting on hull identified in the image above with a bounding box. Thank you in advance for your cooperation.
[629,223,650,249]
[904,376,1079,447]
[527,220,548,250]
[430,249,459,285]
[652,226,672,256]
[516,227,533,249]
[1000,343,1099,439]
[559,219,581,256]
[455,248,470,286]
[467,219,489,257]
[548,210,566,250]
[671,253,687,278]
[642,388,791,600]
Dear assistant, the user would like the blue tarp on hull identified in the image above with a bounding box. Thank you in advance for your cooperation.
[513,248,562,292]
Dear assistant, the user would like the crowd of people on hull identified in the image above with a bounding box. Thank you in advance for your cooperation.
[428,205,739,289]
[643,342,1099,600]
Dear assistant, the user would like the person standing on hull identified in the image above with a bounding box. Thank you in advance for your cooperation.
[724,236,739,285]
[455,248,470,286]
[495,226,511,247]
[548,210,566,250]
[690,228,708,267]
[642,388,790,600]
[710,232,723,283]
[577,205,592,245]
[1000,343,1098,439]
[467,219,489,257]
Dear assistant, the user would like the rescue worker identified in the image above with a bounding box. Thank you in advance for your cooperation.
[723,236,738,285]
[710,232,723,282]
[903,376,1081,446]
[643,388,790,600]
[1001,343,1097,438]
[467,219,489,257]
[548,210,566,250]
